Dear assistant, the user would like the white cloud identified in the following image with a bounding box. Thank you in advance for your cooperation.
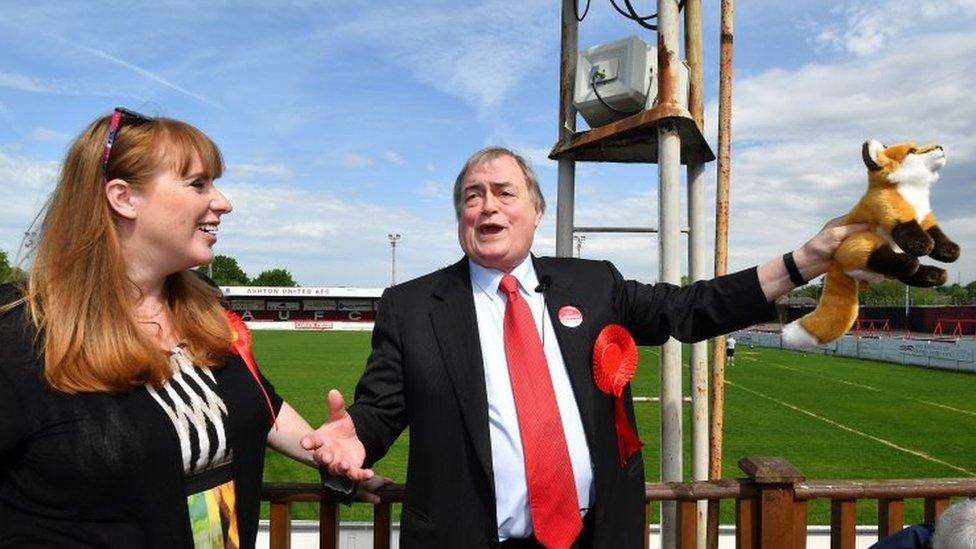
[217,181,459,286]
[382,151,403,164]
[80,46,221,107]
[29,127,71,142]
[331,1,555,112]
[0,71,51,93]
[337,153,373,169]
[516,147,557,170]
[0,152,58,260]
[724,34,976,144]
[0,70,118,97]
[810,0,976,55]
[416,179,451,200]
[227,163,294,179]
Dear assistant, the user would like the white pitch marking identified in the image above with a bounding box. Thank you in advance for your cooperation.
[759,360,976,417]
[913,399,976,418]
[763,361,881,392]
[726,380,976,476]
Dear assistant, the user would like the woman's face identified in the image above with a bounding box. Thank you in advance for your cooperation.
[128,154,232,275]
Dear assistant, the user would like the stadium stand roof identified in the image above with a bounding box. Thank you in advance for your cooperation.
[220,286,384,298]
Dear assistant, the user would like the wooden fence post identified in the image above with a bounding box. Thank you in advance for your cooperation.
[924,497,951,524]
[878,499,904,540]
[269,501,291,549]
[738,457,805,549]
[736,495,758,549]
[677,499,698,548]
[830,499,856,549]
[319,502,339,549]
[707,499,721,549]
[645,501,652,549]
[373,502,392,549]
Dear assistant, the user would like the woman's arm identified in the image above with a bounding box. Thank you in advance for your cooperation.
[266,401,317,467]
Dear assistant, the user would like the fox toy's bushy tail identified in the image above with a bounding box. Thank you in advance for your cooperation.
[781,263,860,348]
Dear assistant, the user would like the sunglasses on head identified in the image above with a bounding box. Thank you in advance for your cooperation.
[101,107,152,181]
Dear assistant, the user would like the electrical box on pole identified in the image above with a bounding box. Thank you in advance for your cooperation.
[574,35,690,129]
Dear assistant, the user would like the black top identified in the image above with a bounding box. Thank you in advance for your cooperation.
[0,284,283,548]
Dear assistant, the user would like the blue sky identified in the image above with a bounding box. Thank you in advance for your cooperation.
[1,0,975,287]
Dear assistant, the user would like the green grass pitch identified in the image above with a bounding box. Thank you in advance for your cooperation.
[254,331,976,524]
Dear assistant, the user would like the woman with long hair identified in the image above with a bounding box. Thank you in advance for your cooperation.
[0,108,379,548]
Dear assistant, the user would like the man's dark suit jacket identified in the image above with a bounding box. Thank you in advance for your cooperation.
[348,256,776,548]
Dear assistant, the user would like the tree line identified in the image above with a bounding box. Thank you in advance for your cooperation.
[0,250,298,288]
[789,278,976,306]
[0,250,25,284]
[199,255,298,287]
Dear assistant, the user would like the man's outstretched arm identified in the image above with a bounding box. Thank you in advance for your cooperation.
[757,217,869,302]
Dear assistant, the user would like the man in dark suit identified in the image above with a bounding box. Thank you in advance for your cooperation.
[303,147,864,548]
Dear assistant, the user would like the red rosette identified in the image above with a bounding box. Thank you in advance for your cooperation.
[227,310,278,429]
[592,324,638,397]
[592,324,643,465]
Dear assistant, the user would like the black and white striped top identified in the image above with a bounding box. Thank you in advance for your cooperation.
[147,346,233,475]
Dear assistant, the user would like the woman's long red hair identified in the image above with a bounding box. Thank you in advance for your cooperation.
[18,112,232,393]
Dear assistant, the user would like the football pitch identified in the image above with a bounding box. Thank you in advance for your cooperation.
[254,330,976,524]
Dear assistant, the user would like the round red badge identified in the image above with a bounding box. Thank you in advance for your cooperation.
[558,305,583,328]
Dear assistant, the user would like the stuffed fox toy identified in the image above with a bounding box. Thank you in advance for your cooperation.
[781,140,959,348]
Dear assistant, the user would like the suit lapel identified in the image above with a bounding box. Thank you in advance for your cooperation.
[533,257,600,449]
[428,258,495,485]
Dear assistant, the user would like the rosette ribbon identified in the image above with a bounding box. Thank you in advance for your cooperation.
[227,310,278,429]
[592,324,643,465]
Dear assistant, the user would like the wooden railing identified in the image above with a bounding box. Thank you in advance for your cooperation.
[261,456,976,549]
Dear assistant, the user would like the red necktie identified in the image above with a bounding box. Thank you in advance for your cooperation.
[499,274,582,549]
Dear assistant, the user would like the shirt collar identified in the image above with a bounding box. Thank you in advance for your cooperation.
[469,255,538,299]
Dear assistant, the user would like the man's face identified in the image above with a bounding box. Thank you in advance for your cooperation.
[457,155,542,272]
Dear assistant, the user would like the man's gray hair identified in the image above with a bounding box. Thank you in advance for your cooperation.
[933,499,976,549]
[452,147,546,219]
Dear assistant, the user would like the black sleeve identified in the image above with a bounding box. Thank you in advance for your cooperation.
[319,467,356,505]
[611,262,777,345]
[347,287,408,467]
[0,366,26,461]
[258,370,285,415]
[0,291,30,461]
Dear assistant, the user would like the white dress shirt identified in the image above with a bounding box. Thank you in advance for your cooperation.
[469,256,593,541]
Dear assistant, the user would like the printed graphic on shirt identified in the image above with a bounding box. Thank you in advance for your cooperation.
[188,478,239,549]
[147,347,233,474]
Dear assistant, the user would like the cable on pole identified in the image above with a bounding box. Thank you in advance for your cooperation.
[575,0,591,21]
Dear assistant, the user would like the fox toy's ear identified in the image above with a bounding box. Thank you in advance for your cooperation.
[862,140,885,171]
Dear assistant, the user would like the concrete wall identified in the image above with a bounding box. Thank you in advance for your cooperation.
[734,330,976,372]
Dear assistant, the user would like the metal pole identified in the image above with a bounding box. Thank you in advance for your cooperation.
[657,0,682,546]
[683,0,709,545]
[688,164,710,548]
[710,0,735,484]
[574,235,586,258]
[905,284,910,318]
[388,233,400,286]
[555,0,578,258]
